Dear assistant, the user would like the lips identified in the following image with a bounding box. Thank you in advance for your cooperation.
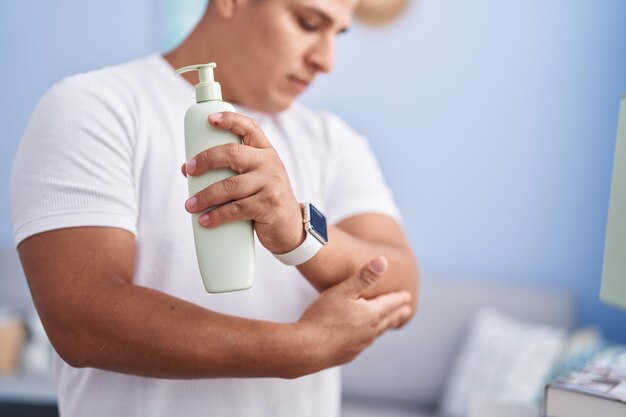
[288,75,312,92]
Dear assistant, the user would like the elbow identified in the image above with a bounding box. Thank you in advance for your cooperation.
[48,332,88,369]
[58,350,89,369]
[43,320,93,369]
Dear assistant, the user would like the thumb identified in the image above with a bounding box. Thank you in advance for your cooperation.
[338,257,388,298]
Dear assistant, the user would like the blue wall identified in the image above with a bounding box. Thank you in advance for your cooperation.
[299,1,626,342]
[2,1,626,342]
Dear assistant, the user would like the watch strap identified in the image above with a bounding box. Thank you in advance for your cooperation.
[273,228,324,266]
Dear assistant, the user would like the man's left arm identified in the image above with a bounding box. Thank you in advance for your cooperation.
[297,213,419,317]
[182,112,419,322]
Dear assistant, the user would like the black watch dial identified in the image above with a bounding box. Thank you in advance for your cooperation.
[308,203,328,243]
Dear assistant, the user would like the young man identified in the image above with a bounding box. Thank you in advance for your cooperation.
[11,1,418,416]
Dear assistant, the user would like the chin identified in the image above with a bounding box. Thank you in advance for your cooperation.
[255,95,295,114]
[272,100,294,113]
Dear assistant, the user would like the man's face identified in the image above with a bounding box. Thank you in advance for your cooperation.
[218,0,357,113]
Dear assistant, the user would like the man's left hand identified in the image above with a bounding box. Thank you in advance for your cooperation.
[181,111,304,254]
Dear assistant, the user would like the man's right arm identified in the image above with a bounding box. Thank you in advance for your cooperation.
[18,226,412,379]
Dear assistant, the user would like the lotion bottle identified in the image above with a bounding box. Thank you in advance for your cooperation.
[176,63,255,293]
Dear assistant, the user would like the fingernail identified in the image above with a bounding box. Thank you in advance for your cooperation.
[368,258,386,273]
[187,159,196,173]
[209,113,223,123]
[199,212,210,226]
[401,306,412,317]
[185,197,197,210]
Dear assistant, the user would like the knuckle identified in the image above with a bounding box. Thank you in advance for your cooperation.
[233,125,247,137]
[266,189,282,207]
[358,269,377,287]
[199,187,212,204]
[199,149,210,164]
[222,176,238,193]
[226,143,241,158]
[197,151,212,169]
[231,200,245,214]
[269,151,283,167]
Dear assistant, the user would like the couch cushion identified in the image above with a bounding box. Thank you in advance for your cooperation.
[438,307,566,417]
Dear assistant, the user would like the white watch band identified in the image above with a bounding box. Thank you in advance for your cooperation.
[273,230,324,266]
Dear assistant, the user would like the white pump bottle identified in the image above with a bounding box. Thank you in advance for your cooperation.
[176,63,255,293]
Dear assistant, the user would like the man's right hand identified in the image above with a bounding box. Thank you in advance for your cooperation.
[291,257,412,378]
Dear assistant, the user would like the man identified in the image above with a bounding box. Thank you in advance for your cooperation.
[11,0,418,416]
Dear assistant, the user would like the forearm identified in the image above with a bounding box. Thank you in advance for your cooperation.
[19,225,414,384]
[297,224,418,307]
[45,283,306,379]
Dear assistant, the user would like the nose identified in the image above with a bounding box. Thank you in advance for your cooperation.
[306,35,335,74]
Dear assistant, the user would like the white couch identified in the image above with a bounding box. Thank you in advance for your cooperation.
[341,278,575,417]
[0,246,575,416]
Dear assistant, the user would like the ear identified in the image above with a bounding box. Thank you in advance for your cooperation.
[210,0,247,18]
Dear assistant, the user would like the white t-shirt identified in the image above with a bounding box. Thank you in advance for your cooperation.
[10,54,401,417]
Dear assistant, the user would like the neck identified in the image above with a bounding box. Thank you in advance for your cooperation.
[162,11,275,114]
[163,17,216,87]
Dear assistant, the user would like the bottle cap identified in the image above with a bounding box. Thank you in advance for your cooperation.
[175,63,222,103]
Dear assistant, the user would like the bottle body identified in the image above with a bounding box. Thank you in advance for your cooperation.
[184,100,255,293]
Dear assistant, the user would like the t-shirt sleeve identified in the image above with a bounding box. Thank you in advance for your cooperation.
[10,77,138,247]
[322,112,402,225]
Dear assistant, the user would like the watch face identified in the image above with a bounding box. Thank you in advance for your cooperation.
[308,204,328,243]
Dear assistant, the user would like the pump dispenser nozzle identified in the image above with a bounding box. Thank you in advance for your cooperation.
[176,63,223,103]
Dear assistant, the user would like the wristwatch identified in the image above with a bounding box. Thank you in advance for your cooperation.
[273,203,328,266]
